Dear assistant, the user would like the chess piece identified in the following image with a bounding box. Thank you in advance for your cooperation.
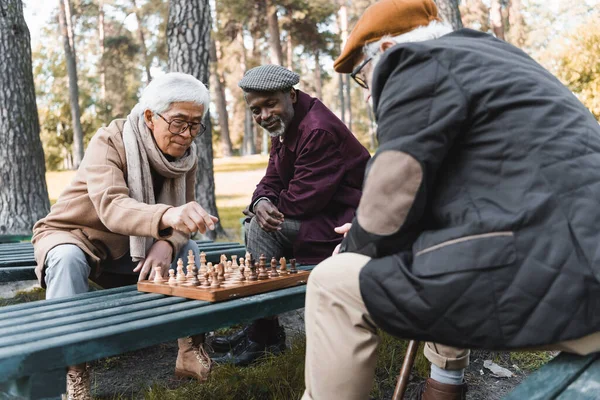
[258,255,269,280]
[269,257,279,277]
[217,263,226,282]
[247,261,258,281]
[279,257,288,275]
[153,266,165,283]
[210,270,221,288]
[168,269,177,285]
[225,261,233,279]
[177,259,187,283]
[202,263,213,287]
[231,255,239,270]
[185,255,199,286]
[245,252,252,268]
[290,258,298,274]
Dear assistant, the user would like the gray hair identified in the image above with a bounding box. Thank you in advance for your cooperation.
[139,72,210,117]
[364,21,453,66]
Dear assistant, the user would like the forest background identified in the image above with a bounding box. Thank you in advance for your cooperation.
[1,0,599,240]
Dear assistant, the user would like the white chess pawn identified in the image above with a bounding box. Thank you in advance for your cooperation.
[176,259,187,283]
[153,266,165,283]
[168,269,177,285]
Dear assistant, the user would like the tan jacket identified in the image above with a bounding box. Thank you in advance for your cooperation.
[32,120,196,285]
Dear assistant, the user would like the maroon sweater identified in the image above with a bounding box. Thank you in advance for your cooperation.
[250,91,370,264]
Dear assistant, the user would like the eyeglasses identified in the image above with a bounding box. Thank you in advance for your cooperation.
[350,57,373,89]
[156,113,206,137]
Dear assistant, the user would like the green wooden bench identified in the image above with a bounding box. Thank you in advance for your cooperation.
[0,263,313,399]
[0,235,31,244]
[503,352,600,400]
[0,241,246,283]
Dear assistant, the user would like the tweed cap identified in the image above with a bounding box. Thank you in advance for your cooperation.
[238,65,300,92]
[334,0,441,73]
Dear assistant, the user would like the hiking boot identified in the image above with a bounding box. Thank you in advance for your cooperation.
[414,378,467,400]
[175,334,212,381]
[63,363,91,400]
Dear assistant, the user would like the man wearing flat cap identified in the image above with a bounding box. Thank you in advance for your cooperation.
[209,64,371,365]
[301,0,600,399]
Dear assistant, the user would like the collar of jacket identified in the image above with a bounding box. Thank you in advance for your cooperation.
[276,90,314,152]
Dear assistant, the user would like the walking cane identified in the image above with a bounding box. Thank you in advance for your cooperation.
[392,340,420,400]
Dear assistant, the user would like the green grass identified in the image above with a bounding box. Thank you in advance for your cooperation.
[213,160,268,173]
[510,351,556,371]
[214,205,245,244]
[0,287,46,307]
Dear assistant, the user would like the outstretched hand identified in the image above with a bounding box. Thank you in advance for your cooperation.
[332,223,352,255]
[160,201,219,235]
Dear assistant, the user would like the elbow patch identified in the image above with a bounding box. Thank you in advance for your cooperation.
[357,151,423,235]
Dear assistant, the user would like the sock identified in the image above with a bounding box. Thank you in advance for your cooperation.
[430,364,465,385]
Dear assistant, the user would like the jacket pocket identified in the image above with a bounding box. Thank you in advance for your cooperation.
[413,232,516,277]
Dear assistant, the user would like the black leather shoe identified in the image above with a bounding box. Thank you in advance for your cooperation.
[209,326,250,353]
[212,329,286,367]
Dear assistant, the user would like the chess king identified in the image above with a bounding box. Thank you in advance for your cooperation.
[210,65,371,366]
[301,0,600,399]
[32,73,217,399]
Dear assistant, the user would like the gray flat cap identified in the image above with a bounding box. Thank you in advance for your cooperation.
[238,64,300,92]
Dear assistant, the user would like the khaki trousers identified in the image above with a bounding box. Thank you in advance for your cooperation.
[302,253,600,400]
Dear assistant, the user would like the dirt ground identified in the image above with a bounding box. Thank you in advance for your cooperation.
[89,309,529,400]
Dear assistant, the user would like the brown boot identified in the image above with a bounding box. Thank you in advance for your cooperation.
[175,334,212,381]
[421,378,467,400]
[63,363,92,400]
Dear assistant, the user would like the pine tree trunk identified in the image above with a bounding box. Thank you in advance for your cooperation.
[266,0,284,65]
[58,0,84,169]
[167,0,225,239]
[0,0,50,235]
[314,51,323,99]
[210,38,233,157]
[131,0,152,82]
[239,30,256,155]
[489,0,505,40]
[434,0,463,30]
[98,0,108,125]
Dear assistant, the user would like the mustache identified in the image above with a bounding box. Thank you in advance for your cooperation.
[260,116,282,128]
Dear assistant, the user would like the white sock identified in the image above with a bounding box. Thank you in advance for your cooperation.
[430,364,465,385]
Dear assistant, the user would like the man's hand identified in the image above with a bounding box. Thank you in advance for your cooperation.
[242,205,255,218]
[332,223,352,255]
[160,201,219,234]
[133,240,173,282]
[254,200,285,232]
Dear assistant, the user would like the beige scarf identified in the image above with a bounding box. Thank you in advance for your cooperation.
[122,104,197,261]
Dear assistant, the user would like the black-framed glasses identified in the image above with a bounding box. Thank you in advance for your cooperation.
[156,113,206,137]
[351,57,373,89]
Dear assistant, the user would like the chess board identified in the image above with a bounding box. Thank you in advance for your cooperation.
[138,270,310,302]
[137,251,311,302]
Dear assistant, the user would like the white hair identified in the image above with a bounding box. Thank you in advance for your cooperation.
[139,72,210,117]
[365,21,453,66]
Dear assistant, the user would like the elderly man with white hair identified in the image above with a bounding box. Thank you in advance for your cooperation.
[32,72,217,399]
[302,0,600,399]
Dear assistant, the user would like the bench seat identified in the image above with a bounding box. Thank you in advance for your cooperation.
[0,265,314,399]
[504,352,600,400]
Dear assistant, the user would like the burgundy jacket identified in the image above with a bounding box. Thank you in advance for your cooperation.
[250,91,370,264]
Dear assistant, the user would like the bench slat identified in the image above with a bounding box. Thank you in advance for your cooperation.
[0,297,194,347]
[0,266,36,282]
[556,358,600,400]
[0,292,168,335]
[503,353,600,400]
[0,284,307,382]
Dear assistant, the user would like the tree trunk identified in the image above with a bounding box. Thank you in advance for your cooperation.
[98,0,108,125]
[286,10,293,69]
[314,51,323,99]
[209,38,233,157]
[266,0,284,65]
[239,30,256,155]
[131,0,152,82]
[167,0,225,239]
[344,74,352,131]
[434,0,463,30]
[489,0,505,40]
[0,0,50,235]
[58,0,84,169]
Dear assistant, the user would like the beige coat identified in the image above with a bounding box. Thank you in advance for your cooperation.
[32,120,196,286]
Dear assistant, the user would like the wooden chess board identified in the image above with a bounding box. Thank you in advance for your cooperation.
[137,270,311,302]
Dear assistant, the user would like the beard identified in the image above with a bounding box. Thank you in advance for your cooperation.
[261,116,286,138]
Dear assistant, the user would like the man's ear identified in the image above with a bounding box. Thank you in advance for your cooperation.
[379,40,396,53]
[143,109,155,130]
[290,88,297,104]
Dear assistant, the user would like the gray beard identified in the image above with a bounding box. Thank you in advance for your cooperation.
[261,116,286,138]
